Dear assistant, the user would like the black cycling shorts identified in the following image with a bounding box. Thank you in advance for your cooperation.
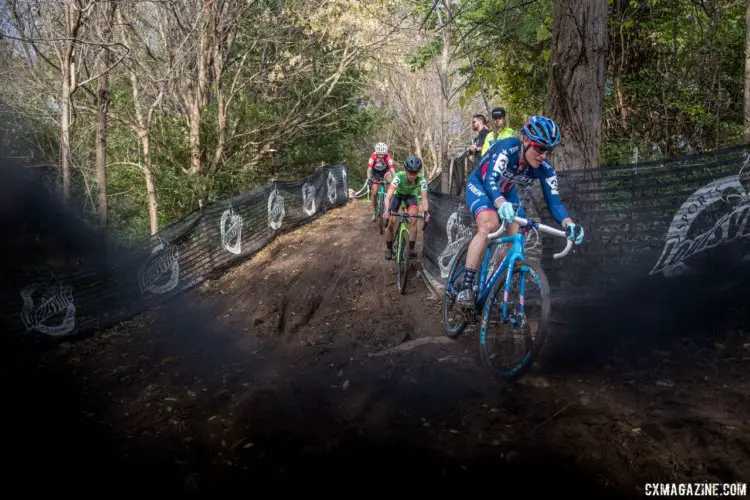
[389,193,418,212]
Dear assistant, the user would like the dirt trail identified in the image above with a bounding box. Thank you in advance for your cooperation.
[6,200,750,497]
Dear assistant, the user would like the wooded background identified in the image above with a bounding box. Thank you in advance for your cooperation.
[1,0,746,243]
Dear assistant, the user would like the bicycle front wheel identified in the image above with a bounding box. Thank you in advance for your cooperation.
[479,259,551,379]
[440,240,469,338]
[396,227,410,294]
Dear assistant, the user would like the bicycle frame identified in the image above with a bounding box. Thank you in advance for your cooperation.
[390,210,423,261]
[473,232,526,312]
[387,209,427,294]
[396,216,408,259]
[461,215,574,314]
[377,183,386,209]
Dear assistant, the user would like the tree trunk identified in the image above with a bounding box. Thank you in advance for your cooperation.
[209,5,234,179]
[426,127,439,180]
[611,0,628,130]
[59,0,86,203]
[95,3,117,225]
[61,64,72,202]
[118,6,162,235]
[145,169,159,235]
[95,70,109,224]
[545,0,608,171]
[189,7,212,176]
[438,0,452,194]
[138,132,159,235]
[189,102,203,175]
[745,0,750,142]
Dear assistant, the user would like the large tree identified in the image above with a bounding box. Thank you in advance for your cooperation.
[545,0,608,171]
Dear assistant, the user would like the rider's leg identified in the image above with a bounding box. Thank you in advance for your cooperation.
[456,179,499,308]
[467,210,500,271]
[456,210,499,307]
[495,221,519,264]
[406,197,419,257]
[384,194,401,260]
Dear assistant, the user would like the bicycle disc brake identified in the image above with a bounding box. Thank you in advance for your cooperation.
[511,307,526,329]
[499,296,525,328]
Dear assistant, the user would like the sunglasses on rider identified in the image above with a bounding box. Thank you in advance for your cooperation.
[529,141,554,155]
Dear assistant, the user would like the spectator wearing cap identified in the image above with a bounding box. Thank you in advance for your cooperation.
[481,107,516,156]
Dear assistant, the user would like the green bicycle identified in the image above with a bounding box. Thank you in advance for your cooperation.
[387,210,428,294]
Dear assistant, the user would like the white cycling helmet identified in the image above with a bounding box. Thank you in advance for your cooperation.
[374,142,388,155]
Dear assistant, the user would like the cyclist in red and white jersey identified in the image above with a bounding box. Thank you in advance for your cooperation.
[367,141,396,221]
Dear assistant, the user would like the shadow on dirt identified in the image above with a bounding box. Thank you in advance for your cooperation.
[544,249,750,374]
[1,159,747,497]
[0,162,213,495]
[0,296,635,497]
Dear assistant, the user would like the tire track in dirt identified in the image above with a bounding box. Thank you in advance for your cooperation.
[194,200,446,356]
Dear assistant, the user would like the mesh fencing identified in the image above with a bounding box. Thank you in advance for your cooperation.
[421,144,750,300]
[5,142,750,340]
[0,164,350,339]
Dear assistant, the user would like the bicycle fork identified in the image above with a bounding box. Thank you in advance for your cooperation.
[396,224,408,263]
[501,247,526,329]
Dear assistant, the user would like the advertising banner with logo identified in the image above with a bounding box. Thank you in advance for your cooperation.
[421,145,750,300]
[0,164,349,339]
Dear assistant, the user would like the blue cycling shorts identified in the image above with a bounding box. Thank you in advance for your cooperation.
[465,179,525,219]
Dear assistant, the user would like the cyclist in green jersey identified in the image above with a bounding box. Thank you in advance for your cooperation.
[382,155,431,260]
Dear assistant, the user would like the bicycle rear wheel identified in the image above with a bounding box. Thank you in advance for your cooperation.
[479,259,551,379]
[378,192,385,235]
[396,226,410,294]
[440,241,470,338]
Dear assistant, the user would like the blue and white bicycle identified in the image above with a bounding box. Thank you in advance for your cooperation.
[441,206,575,379]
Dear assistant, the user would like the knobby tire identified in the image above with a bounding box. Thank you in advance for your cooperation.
[479,259,551,380]
[441,241,470,338]
[396,225,410,294]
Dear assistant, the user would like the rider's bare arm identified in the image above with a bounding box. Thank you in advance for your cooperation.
[383,185,395,212]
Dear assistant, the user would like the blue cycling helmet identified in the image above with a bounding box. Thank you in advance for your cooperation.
[521,115,560,148]
[403,155,423,172]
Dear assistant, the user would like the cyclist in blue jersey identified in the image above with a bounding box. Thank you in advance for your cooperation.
[456,115,585,309]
